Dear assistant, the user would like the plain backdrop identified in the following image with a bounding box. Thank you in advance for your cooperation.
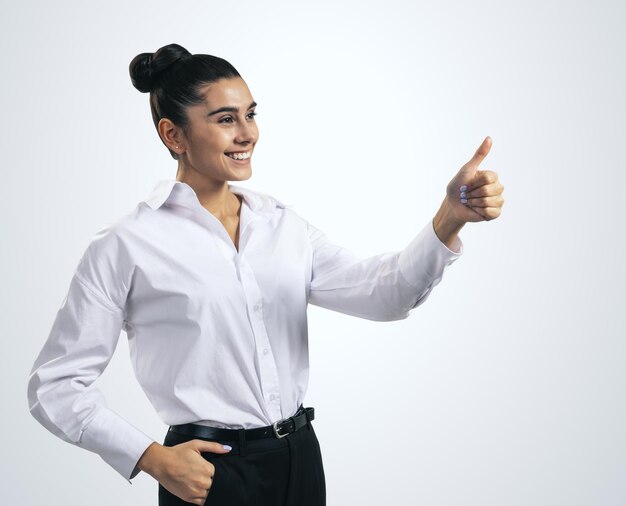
[2,1,625,505]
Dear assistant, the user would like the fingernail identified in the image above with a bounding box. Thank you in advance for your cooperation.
[223,445,232,451]
[461,198,468,204]
[460,185,468,192]
[460,191,467,198]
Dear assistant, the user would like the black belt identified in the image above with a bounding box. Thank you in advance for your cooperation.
[169,406,315,441]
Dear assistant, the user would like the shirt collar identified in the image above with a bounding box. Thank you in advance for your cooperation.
[142,179,289,216]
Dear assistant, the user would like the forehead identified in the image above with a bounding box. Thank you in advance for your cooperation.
[197,77,253,107]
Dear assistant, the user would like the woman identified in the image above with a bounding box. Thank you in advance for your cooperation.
[27,43,504,506]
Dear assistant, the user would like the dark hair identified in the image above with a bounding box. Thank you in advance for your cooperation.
[129,43,241,160]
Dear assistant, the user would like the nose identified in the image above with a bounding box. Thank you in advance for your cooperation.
[235,119,257,145]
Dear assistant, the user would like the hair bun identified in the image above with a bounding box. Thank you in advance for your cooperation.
[129,53,154,93]
[129,43,192,93]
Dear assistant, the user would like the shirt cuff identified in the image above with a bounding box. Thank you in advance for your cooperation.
[77,407,156,483]
[397,219,463,289]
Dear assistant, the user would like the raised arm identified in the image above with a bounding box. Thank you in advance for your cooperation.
[306,136,504,322]
[306,217,462,321]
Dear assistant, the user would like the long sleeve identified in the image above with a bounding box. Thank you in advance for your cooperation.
[27,230,155,483]
[307,218,463,321]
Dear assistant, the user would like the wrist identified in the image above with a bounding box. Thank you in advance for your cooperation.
[433,200,465,249]
[137,442,167,478]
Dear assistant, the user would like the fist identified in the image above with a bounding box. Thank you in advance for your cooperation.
[445,136,505,224]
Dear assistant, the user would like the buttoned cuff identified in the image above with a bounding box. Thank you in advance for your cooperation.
[77,407,156,483]
[397,219,463,289]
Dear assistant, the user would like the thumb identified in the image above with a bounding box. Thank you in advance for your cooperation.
[463,136,492,173]
[188,439,233,454]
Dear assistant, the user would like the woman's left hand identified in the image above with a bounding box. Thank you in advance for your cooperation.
[445,136,505,224]
[433,136,505,248]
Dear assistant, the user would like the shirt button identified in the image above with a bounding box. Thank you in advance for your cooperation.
[263,348,269,355]
[253,302,262,312]
[270,394,276,401]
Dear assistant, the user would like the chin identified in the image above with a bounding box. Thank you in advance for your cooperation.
[231,168,253,181]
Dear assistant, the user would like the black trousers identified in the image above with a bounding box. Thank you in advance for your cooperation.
[158,417,326,506]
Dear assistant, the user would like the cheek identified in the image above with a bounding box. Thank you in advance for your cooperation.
[206,136,230,157]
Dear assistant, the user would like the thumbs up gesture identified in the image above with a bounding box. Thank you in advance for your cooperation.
[446,136,505,223]
[433,136,504,248]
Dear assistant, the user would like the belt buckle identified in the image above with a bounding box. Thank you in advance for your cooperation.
[272,418,291,439]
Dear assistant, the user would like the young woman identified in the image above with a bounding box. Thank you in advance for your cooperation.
[27,43,504,506]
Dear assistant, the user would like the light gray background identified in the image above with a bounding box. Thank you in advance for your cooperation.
[2,0,625,504]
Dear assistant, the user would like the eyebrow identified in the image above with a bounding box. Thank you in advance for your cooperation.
[207,101,257,117]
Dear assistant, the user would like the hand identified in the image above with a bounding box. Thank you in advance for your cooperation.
[137,439,232,505]
[432,136,504,248]
[444,136,505,224]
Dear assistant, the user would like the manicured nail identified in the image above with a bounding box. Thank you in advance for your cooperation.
[223,445,232,451]
[460,185,468,192]
[461,198,468,204]
[460,191,467,198]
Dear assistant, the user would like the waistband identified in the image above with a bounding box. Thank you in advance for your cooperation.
[168,405,315,442]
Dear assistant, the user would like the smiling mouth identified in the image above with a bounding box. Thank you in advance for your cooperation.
[225,151,251,160]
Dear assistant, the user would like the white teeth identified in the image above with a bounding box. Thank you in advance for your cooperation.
[226,151,251,160]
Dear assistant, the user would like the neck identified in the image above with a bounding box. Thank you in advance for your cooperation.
[175,165,240,219]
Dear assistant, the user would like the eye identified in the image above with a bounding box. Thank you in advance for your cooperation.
[247,111,257,120]
[218,116,234,124]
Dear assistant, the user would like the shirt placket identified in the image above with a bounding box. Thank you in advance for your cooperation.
[234,255,283,420]
[196,201,284,422]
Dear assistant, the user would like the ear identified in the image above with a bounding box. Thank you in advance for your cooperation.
[158,118,185,153]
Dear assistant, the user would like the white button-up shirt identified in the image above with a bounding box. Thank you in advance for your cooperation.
[27,179,463,483]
